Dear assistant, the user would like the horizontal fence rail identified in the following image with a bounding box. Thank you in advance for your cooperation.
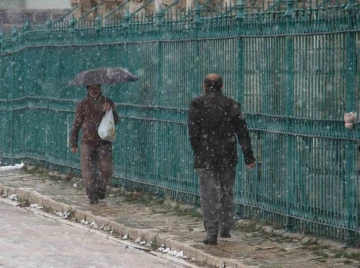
[0,0,359,244]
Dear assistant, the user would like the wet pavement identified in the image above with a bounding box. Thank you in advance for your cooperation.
[1,168,360,268]
[0,202,193,268]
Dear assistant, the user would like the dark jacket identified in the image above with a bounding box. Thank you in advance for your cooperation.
[188,89,255,169]
[71,93,120,148]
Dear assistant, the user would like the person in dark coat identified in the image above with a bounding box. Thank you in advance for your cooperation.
[188,73,256,245]
[71,84,119,204]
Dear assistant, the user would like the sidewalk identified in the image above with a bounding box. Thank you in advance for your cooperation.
[0,201,190,268]
[1,167,360,268]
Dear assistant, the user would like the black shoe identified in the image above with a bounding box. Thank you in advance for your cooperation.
[98,191,106,200]
[89,198,98,204]
[203,236,217,245]
[98,185,111,200]
[220,231,231,238]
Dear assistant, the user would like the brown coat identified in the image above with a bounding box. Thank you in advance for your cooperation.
[71,94,120,148]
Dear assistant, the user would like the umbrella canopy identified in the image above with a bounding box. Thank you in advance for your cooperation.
[69,67,138,86]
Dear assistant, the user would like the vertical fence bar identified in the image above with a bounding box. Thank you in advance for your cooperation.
[235,0,246,218]
[156,7,164,194]
[8,59,13,165]
[285,0,295,231]
[237,2,246,106]
[193,0,201,96]
[191,0,202,205]
[344,0,357,245]
[8,29,18,165]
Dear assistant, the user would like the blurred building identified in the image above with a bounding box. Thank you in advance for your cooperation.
[0,0,70,35]
[68,0,285,20]
[27,0,71,9]
[0,0,315,34]
[0,0,26,9]
[0,0,70,9]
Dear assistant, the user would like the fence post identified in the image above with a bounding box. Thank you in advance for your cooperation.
[190,0,202,205]
[156,7,164,106]
[0,30,2,53]
[285,0,295,232]
[8,29,16,164]
[12,26,18,43]
[156,6,164,191]
[193,0,201,96]
[122,8,131,30]
[68,15,77,33]
[22,20,30,33]
[45,18,52,30]
[9,61,14,165]
[236,0,246,111]
[234,0,246,219]
[95,15,102,33]
[21,21,29,51]
[9,27,19,164]
[120,9,130,179]
[344,0,357,246]
[285,0,295,17]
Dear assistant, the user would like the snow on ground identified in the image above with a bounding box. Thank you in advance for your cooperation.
[0,162,24,171]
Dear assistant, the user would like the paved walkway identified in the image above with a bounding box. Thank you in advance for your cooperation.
[0,201,192,268]
[1,168,360,268]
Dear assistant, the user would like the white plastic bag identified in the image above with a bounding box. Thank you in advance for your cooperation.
[98,110,116,142]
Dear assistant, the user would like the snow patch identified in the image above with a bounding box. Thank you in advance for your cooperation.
[89,222,98,229]
[0,162,24,171]
[55,211,70,219]
[30,203,43,209]
[122,234,128,240]
[80,219,89,225]
[9,194,18,201]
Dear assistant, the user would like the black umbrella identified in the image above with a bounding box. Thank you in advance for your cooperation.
[69,67,138,86]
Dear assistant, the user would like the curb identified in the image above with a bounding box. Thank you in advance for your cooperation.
[0,185,253,268]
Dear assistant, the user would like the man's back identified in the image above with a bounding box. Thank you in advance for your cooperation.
[192,91,237,137]
[188,90,253,169]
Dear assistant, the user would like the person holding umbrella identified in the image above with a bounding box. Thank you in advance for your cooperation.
[71,84,119,204]
[69,67,137,204]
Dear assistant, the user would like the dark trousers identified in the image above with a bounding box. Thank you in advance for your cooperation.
[80,143,113,201]
[197,168,236,237]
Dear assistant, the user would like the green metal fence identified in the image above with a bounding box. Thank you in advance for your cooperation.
[0,0,360,243]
